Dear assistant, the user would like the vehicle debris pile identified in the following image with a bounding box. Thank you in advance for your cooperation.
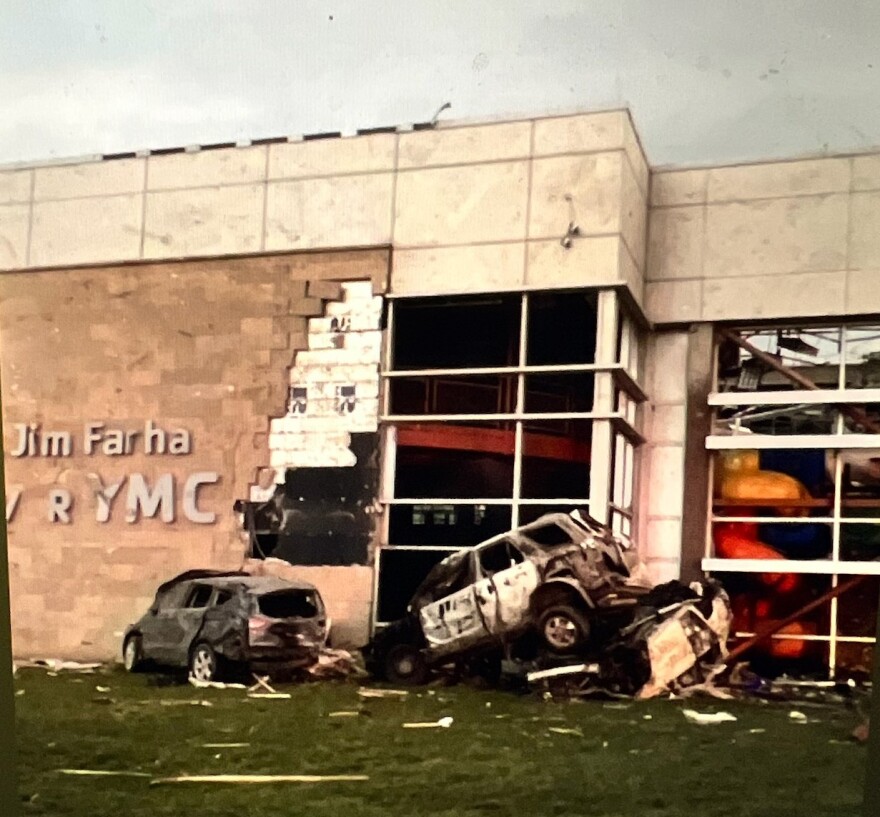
[363,510,735,699]
[527,578,732,699]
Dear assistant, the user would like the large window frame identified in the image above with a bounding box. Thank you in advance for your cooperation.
[373,287,646,627]
[705,322,880,675]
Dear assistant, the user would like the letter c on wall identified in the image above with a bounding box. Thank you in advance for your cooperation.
[184,472,219,524]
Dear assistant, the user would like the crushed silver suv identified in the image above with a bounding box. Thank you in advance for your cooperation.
[364,511,653,684]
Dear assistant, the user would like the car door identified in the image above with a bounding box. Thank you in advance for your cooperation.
[153,583,215,667]
[473,538,540,636]
[418,551,489,654]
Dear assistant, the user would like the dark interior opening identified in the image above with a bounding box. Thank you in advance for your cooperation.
[258,590,319,619]
[376,549,452,621]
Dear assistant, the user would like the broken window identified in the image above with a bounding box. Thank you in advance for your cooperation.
[185,585,214,609]
[376,289,646,625]
[258,591,319,619]
[706,321,880,677]
[521,522,575,548]
[478,539,524,576]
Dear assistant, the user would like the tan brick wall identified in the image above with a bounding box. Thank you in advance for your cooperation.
[0,249,389,659]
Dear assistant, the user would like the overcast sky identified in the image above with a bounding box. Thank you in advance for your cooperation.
[2,1,878,167]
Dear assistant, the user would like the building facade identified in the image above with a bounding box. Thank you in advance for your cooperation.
[1,109,878,676]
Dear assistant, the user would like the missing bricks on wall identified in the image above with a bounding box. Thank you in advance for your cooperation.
[240,279,383,566]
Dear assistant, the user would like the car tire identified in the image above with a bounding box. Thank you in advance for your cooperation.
[123,634,144,673]
[537,605,591,653]
[189,642,220,683]
[384,644,428,685]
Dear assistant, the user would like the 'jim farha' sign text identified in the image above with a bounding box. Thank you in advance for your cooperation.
[7,421,219,525]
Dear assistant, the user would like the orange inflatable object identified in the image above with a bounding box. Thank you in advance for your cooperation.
[714,451,808,593]
[714,451,814,659]
[717,450,809,517]
[714,517,799,593]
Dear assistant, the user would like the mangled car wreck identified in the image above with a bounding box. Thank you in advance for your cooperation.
[122,570,330,681]
[364,511,732,697]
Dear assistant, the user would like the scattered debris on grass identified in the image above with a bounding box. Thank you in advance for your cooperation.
[357,687,409,699]
[247,692,292,700]
[789,711,809,723]
[149,774,369,786]
[159,700,213,708]
[402,716,453,729]
[202,743,251,749]
[18,659,102,674]
[58,770,151,778]
[527,664,600,684]
[189,677,247,690]
[248,675,277,695]
[328,711,360,718]
[305,648,365,680]
[548,727,584,737]
[682,709,737,725]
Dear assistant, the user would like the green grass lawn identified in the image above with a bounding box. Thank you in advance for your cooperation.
[13,667,867,817]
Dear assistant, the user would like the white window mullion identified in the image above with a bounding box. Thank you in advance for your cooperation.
[589,291,619,524]
[511,293,529,528]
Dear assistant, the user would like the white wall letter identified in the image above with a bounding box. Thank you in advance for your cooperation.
[84,423,104,454]
[48,488,72,523]
[41,431,72,457]
[169,429,192,455]
[183,472,219,524]
[125,473,175,523]
[6,487,22,522]
[88,474,126,523]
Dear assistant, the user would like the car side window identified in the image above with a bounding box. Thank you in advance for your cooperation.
[214,590,233,607]
[478,540,524,577]
[185,585,214,609]
[523,523,575,548]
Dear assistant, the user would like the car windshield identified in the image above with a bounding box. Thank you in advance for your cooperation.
[257,590,320,619]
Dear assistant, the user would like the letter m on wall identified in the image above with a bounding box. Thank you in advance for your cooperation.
[125,474,174,523]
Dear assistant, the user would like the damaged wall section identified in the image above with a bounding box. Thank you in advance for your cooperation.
[240,280,385,647]
[0,249,389,659]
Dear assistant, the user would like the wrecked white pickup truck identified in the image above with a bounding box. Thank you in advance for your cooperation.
[364,511,655,684]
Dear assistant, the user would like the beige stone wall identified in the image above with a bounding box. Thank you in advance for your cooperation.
[646,153,880,323]
[0,109,648,304]
[0,250,389,659]
[638,330,690,581]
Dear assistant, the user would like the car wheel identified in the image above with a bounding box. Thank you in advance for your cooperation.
[537,605,591,653]
[189,642,219,682]
[123,635,144,673]
[384,644,428,685]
